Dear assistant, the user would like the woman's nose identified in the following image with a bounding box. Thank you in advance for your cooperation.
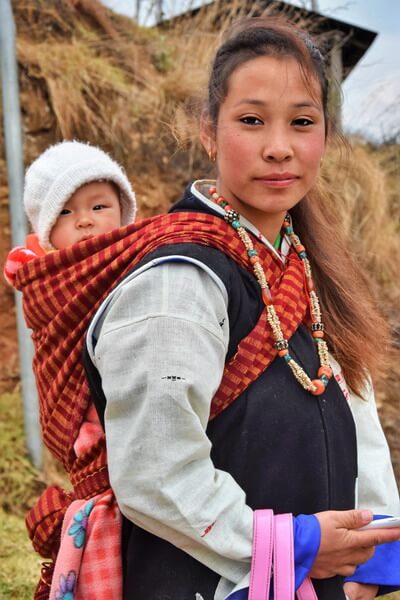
[262,130,294,162]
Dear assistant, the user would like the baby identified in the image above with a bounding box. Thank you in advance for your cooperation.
[4,140,137,455]
[4,140,136,281]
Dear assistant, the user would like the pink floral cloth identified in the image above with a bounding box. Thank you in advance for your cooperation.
[50,404,122,600]
[49,491,122,600]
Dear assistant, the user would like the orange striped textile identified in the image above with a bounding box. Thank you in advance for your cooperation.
[15,211,308,598]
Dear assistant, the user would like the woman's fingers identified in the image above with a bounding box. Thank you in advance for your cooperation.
[358,527,400,546]
[343,582,379,600]
[310,509,400,579]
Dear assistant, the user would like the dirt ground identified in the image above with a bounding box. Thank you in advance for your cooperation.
[0,182,20,394]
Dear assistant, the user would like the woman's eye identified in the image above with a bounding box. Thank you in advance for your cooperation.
[240,116,263,125]
[293,118,314,127]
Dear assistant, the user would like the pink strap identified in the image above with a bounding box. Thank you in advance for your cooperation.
[250,510,318,600]
[249,509,274,600]
[274,513,295,599]
[297,577,318,600]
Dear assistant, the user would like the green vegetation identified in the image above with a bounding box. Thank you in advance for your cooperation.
[0,392,43,597]
[0,393,44,516]
[0,508,39,599]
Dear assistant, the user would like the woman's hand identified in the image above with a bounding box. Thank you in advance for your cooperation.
[310,509,400,579]
[343,582,379,600]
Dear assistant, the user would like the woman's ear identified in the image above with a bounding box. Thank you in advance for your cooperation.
[200,110,216,160]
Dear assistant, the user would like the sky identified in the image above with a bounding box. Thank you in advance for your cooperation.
[101,0,400,141]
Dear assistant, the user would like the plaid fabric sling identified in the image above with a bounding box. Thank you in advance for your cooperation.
[14,211,308,598]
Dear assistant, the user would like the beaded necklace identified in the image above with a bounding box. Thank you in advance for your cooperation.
[209,186,333,396]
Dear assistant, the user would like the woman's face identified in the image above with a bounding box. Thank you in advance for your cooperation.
[201,55,326,238]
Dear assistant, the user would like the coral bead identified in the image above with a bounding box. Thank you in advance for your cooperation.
[262,288,273,305]
[296,245,305,253]
[311,379,326,395]
[278,349,289,357]
[306,278,314,292]
[249,255,259,265]
[312,330,324,338]
[318,366,333,379]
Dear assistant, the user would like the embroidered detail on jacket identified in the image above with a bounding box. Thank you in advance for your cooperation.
[335,371,350,402]
[201,521,216,537]
[161,375,186,381]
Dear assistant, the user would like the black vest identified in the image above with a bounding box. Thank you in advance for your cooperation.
[84,189,357,600]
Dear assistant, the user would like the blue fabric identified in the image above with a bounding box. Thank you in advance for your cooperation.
[345,515,400,595]
[227,589,248,600]
[293,514,321,588]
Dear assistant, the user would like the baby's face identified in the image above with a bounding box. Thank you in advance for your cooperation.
[50,181,122,249]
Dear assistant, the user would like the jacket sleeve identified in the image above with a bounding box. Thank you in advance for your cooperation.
[93,260,253,585]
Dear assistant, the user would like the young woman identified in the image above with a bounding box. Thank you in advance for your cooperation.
[84,17,400,600]
[20,17,399,600]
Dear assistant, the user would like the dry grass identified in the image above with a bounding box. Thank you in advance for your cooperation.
[0,393,45,516]
[321,143,400,304]
[0,508,41,599]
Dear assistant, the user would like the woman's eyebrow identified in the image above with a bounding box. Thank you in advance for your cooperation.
[234,99,321,109]
[234,98,266,107]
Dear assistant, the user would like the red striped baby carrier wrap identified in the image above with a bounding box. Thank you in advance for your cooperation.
[13,212,308,598]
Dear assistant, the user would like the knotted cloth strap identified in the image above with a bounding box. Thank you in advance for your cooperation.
[26,486,72,560]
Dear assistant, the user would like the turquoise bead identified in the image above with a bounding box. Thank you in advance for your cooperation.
[285,226,294,234]
[299,251,307,259]
[284,354,292,363]
[248,249,258,257]
[320,375,329,386]
[232,220,241,229]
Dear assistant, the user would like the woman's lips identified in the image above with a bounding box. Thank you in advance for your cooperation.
[255,173,300,188]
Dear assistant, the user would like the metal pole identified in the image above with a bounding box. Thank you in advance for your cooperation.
[330,33,344,130]
[0,0,42,468]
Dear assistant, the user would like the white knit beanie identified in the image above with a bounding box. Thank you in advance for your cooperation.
[24,140,137,249]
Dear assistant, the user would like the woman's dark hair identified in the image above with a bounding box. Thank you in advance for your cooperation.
[207,17,329,132]
[204,17,390,396]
